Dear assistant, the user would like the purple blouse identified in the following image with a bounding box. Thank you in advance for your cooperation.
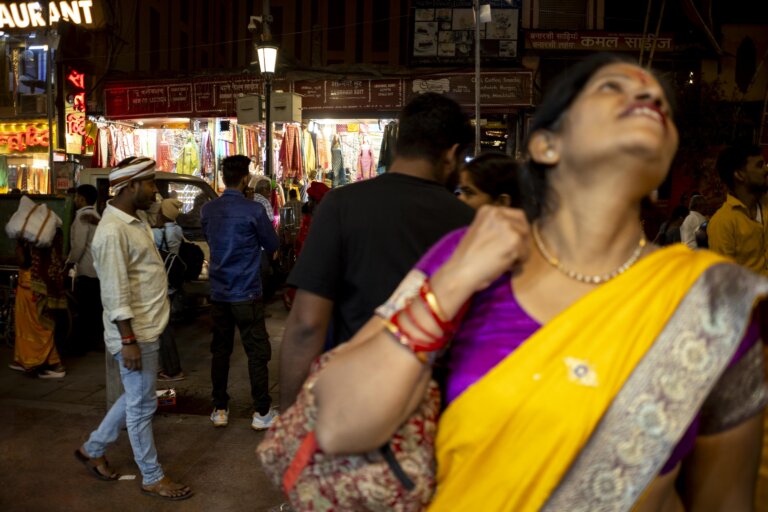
[415,228,759,474]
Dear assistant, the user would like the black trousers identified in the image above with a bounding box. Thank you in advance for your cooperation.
[73,275,103,353]
[210,299,271,414]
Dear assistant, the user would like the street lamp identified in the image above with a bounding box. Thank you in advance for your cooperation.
[257,42,278,178]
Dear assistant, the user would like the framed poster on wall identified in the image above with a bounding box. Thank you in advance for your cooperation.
[411,0,521,66]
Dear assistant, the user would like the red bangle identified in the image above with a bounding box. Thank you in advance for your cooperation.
[401,301,442,342]
[418,280,470,336]
[379,317,434,365]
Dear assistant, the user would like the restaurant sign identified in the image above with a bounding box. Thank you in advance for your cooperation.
[0,1,98,29]
[525,31,674,52]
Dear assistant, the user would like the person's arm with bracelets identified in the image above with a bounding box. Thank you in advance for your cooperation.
[116,320,142,371]
[314,207,530,455]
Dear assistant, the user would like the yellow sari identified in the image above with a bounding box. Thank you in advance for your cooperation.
[13,268,61,370]
[428,246,768,511]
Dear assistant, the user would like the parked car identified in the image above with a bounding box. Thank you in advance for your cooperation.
[78,169,218,302]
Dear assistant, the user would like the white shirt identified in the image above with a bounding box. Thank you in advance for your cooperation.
[67,205,100,278]
[92,203,169,354]
[680,210,707,249]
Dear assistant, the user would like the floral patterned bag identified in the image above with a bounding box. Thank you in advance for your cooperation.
[257,348,440,511]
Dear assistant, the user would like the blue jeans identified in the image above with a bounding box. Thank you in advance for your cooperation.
[83,341,163,486]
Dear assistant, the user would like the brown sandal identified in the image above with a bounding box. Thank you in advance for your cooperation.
[141,476,193,501]
[74,448,119,481]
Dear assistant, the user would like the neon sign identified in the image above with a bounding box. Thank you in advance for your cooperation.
[67,69,85,90]
[0,124,49,152]
[0,1,95,29]
[64,67,86,154]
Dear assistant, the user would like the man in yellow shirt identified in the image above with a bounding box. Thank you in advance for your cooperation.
[708,144,767,275]
[708,143,768,511]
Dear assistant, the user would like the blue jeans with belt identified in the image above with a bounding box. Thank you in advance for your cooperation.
[83,340,164,486]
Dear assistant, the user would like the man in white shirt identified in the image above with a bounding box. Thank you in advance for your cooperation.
[680,194,707,249]
[66,184,102,355]
[75,157,191,501]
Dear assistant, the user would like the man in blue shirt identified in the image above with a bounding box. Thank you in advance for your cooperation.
[201,155,279,430]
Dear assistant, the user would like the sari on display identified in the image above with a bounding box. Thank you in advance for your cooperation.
[412,229,768,511]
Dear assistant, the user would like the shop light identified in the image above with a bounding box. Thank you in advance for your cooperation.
[256,42,278,75]
[29,45,48,51]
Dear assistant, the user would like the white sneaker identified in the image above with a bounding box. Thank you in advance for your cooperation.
[39,365,66,379]
[251,408,278,431]
[210,408,229,427]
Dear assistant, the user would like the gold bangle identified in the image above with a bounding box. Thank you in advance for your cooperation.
[379,317,430,365]
[421,286,448,324]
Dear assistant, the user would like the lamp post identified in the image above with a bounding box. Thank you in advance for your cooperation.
[256,42,278,178]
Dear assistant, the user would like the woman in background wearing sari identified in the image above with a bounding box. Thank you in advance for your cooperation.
[9,231,68,378]
[311,53,768,511]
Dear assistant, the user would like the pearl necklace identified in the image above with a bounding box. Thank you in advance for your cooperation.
[532,223,647,285]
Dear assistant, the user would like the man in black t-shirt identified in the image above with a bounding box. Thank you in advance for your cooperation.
[280,93,475,409]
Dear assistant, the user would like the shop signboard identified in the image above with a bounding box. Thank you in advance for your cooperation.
[0,1,104,30]
[104,71,529,119]
[293,82,325,110]
[524,31,674,52]
[194,76,261,116]
[104,83,193,119]
[411,0,521,65]
[0,121,49,154]
[64,67,86,154]
[406,71,533,108]
[296,79,403,111]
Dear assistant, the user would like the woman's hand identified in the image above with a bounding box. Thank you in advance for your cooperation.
[444,206,531,292]
[427,206,530,320]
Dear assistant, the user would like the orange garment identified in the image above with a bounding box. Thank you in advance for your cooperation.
[13,268,61,370]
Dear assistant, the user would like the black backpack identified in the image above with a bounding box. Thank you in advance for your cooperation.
[179,240,204,280]
[159,230,187,290]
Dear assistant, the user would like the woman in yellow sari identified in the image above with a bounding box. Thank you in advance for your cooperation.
[311,53,767,511]
[10,233,68,378]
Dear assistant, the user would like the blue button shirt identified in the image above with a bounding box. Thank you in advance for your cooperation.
[201,189,279,302]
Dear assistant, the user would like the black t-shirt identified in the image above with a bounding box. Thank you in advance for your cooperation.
[288,172,475,346]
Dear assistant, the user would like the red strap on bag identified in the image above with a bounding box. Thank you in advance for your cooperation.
[282,430,319,493]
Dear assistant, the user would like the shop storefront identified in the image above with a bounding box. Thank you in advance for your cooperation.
[102,76,271,194]
[101,70,533,215]
[0,119,50,193]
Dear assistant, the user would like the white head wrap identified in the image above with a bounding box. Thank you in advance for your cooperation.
[109,157,156,193]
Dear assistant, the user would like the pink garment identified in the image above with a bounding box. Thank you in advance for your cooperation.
[357,144,375,180]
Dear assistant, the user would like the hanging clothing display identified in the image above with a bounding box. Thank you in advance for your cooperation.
[339,132,361,183]
[279,125,303,181]
[357,140,375,180]
[378,121,398,173]
[156,135,173,172]
[316,131,332,173]
[200,130,215,181]
[176,136,200,175]
[301,128,316,177]
[331,135,345,187]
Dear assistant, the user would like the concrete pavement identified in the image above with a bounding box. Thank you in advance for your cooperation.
[0,298,290,511]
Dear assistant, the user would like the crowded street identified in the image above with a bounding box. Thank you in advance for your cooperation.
[1,0,767,510]
[0,297,287,511]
